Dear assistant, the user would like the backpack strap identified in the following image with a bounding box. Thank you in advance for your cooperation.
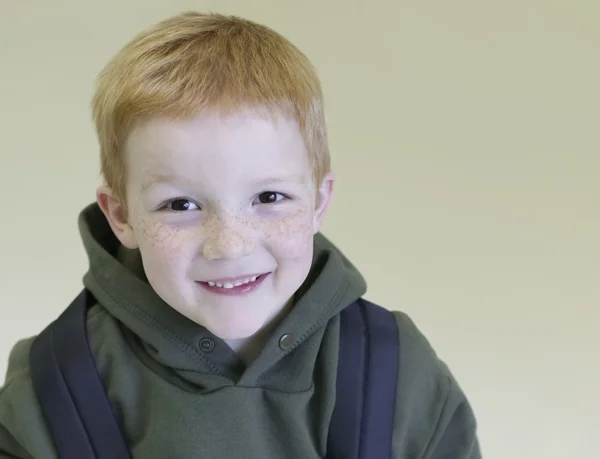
[29,289,132,459]
[327,299,400,459]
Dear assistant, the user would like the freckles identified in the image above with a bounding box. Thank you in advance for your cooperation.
[140,218,171,246]
[207,212,259,252]
[233,213,260,248]
[265,209,313,256]
[135,215,190,261]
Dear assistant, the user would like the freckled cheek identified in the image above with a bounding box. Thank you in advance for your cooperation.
[132,217,197,266]
[263,212,314,259]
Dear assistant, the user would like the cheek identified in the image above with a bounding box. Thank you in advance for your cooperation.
[264,209,314,259]
[132,214,194,267]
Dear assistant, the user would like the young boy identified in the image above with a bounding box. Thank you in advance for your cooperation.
[0,11,481,459]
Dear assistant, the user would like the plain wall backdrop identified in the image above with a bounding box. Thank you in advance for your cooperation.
[1,1,598,458]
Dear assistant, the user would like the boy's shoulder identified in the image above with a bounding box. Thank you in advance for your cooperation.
[1,304,108,391]
[390,308,442,374]
[386,307,480,458]
[0,305,113,459]
[1,335,34,387]
[387,307,453,405]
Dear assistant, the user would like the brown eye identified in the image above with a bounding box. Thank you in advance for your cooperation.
[166,199,199,211]
[257,192,284,204]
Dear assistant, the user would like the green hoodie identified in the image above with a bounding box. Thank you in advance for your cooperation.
[0,203,481,458]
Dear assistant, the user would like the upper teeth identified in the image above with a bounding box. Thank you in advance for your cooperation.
[208,276,258,288]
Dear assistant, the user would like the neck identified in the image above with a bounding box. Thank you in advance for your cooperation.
[225,298,294,365]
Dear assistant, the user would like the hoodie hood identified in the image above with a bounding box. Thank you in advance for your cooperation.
[79,202,366,388]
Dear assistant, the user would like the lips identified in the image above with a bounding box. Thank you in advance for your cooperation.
[204,274,264,289]
[196,273,270,296]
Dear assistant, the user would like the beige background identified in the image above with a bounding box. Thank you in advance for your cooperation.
[1,1,598,457]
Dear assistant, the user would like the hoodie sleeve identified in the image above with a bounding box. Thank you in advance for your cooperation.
[391,311,482,459]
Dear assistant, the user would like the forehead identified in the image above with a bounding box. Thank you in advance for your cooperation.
[124,109,311,188]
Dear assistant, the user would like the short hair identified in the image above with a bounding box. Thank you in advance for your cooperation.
[91,11,330,207]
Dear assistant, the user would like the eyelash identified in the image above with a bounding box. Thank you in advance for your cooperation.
[158,199,197,212]
[255,191,290,205]
[158,192,291,212]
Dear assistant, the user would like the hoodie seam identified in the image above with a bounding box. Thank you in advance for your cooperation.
[89,271,225,377]
[301,276,349,345]
[294,276,349,348]
[232,382,315,394]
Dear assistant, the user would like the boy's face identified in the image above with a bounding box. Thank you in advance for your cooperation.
[98,109,334,340]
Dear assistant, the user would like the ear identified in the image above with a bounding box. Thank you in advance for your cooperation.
[312,171,336,234]
[96,185,138,249]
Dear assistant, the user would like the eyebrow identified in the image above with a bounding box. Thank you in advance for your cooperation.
[141,174,187,191]
[141,174,308,192]
[253,176,308,188]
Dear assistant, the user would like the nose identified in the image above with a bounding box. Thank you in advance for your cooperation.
[202,214,257,261]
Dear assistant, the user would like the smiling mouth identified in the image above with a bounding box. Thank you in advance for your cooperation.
[196,273,270,294]
[206,274,262,289]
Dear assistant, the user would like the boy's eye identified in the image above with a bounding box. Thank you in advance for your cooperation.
[165,199,200,211]
[255,192,286,204]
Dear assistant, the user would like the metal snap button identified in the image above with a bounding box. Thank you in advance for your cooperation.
[279,334,294,351]
[199,338,215,353]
